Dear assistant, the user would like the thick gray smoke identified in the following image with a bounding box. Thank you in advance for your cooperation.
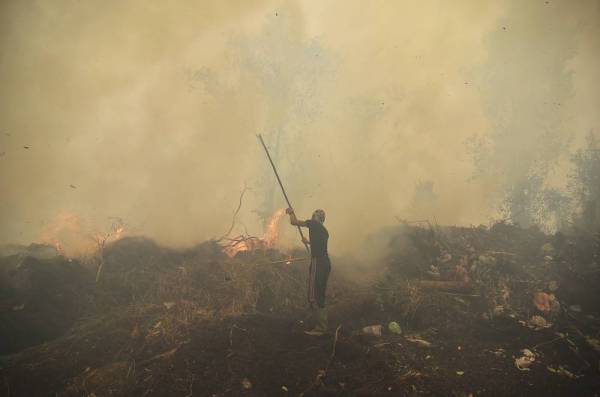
[0,0,598,255]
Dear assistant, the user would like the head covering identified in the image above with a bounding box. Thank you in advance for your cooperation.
[312,209,326,224]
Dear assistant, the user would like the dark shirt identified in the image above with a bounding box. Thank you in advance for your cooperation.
[305,219,329,258]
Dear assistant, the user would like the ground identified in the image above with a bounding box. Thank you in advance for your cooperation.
[2,294,599,396]
[1,226,599,396]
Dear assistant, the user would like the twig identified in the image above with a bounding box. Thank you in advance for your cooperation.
[222,235,261,248]
[568,345,592,370]
[126,359,136,379]
[564,321,585,337]
[533,336,564,350]
[258,257,307,265]
[228,324,248,352]
[184,373,195,397]
[138,347,178,366]
[94,219,125,283]
[95,239,106,283]
[299,325,342,397]
[219,185,249,241]
[325,325,342,375]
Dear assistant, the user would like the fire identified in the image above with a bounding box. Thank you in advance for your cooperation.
[40,211,90,256]
[224,208,286,257]
[40,210,125,257]
[263,208,286,247]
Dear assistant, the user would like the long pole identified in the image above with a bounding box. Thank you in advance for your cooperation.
[257,134,310,253]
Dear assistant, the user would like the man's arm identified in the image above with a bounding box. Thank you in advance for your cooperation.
[286,208,307,227]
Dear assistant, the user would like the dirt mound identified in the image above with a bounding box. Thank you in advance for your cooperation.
[0,236,331,354]
[0,243,58,260]
[95,236,323,316]
[375,222,600,327]
[0,236,315,355]
[0,255,93,354]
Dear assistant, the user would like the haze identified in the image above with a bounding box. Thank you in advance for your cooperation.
[1,0,598,254]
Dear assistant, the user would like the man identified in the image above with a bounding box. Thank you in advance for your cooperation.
[286,207,330,336]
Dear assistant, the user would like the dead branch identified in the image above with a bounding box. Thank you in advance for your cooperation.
[184,373,194,397]
[299,325,342,397]
[138,347,178,366]
[533,336,564,350]
[95,218,125,283]
[126,359,136,379]
[258,257,308,266]
[221,235,261,249]
[325,325,342,375]
[228,324,248,356]
[218,185,249,241]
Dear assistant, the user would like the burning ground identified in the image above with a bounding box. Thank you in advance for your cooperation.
[1,219,599,396]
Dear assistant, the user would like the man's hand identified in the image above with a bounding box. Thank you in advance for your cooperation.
[302,236,310,245]
[287,208,307,227]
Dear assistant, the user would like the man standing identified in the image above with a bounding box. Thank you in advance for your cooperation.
[286,207,330,336]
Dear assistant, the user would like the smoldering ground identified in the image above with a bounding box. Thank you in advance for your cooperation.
[0,0,599,256]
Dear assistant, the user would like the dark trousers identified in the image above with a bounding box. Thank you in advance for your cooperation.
[308,256,331,308]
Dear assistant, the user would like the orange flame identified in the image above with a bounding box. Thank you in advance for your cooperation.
[40,210,125,257]
[263,208,286,247]
[40,211,89,256]
[224,208,286,257]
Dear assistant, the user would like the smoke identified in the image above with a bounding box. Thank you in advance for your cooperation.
[0,0,598,255]
[471,0,600,229]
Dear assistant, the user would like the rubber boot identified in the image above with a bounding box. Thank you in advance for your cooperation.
[304,307,327,336]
